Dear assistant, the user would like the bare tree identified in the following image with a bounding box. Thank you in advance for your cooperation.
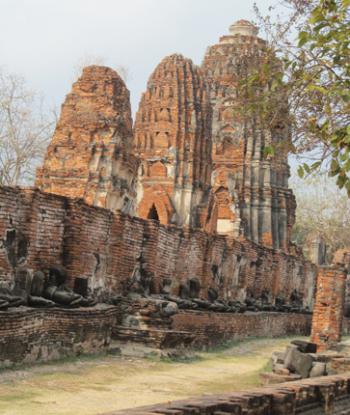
[116,65,131,82]
[291,174,350,258]
[0,68,54,186]
[72,54,130,82]
[72,54,106,81]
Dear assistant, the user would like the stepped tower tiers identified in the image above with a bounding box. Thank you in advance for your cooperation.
[36,66,139,215]
[202,19,296,251]
[134,54,216,230]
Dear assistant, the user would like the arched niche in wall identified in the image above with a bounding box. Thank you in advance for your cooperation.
[215,125,238,156]
[214,186,235,235]
[159,108,171,122]
[215,187,234,220]
[217,137,235,156]
[147,204,160,221]
[137,189,174,226]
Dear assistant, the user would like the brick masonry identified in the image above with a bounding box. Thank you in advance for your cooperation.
[0,305,117,367]
[311,266,347,351]
[0,186,316,308]
[172,310,311,347]
[109,374,350,415]
[0,302,313,366]
[134,55,214,230]
[29,20,319,310]
[36,66,138,215]
[202,20,296,247]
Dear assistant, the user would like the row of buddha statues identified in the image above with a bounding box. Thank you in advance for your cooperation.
[0,266,96,310]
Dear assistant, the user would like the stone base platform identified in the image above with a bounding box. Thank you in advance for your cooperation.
[0,305,318,367]
[112,326,196,349]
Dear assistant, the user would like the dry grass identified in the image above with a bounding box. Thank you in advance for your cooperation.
[0,337,305,415]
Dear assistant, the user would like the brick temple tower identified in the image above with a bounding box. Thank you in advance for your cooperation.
[36,66,139,215]
[202,20,296,250]
[134,55,216,230]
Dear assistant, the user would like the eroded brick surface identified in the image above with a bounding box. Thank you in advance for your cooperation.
[0,186,316,307]
[311,267,346,351]
[202,20,295,249]
[0,19,334,372]
[172,311,311,347]
[36,66,138,214]
[0,305,117,367]
[108,374,350,415]
[134,55,215,230]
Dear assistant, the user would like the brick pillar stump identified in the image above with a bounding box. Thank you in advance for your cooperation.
[311,266,346,352]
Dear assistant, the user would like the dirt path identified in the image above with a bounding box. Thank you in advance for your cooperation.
[0,337,304,415]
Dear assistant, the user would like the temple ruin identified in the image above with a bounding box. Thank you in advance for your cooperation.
[36,66,139,215]
[134,54,215,230]
[0,19,349,415]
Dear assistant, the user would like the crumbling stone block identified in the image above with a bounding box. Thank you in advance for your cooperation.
[309,362,327,377]
[284,346,314,378]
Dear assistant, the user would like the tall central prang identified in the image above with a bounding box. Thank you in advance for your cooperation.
[202,20,296,250]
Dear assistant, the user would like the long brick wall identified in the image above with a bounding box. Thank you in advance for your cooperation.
[0,306,313,366]
[111,374,350,415]
[172,311,312,347]
[0,186,67,282]
[0,186,316,307]
[0,305,117,367]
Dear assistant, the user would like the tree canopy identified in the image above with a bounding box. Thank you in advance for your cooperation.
[246,0,350,193]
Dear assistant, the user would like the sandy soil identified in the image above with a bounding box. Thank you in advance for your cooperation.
[0,337,304,415]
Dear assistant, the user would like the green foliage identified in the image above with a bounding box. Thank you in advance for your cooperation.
[249,0,350,194]
[294,0,350,192]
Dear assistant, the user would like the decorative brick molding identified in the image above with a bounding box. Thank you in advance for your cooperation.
[202,21,296,248]
[134,55,214,230]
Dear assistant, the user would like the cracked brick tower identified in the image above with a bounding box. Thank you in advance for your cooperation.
[134,54,216,231]
[36,65,138,215]
[202,20,296,250]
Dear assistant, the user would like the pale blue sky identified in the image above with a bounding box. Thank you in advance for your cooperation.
[0,0,279,113]
[0,0,342,193]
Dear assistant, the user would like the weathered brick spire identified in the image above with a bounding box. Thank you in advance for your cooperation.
[202,20,296,250]
[134,54,215,230]
[36,65,138,214]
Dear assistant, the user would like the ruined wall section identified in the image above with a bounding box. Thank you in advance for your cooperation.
[36,65,138,215]
[202,20,296,250]
[173,310,311,347]
[134,55,215,230]
[117,374,350,415]
[0,305,117,367]
[0,186,316,308]
[311,266,346,351]
[0,187,67,286]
